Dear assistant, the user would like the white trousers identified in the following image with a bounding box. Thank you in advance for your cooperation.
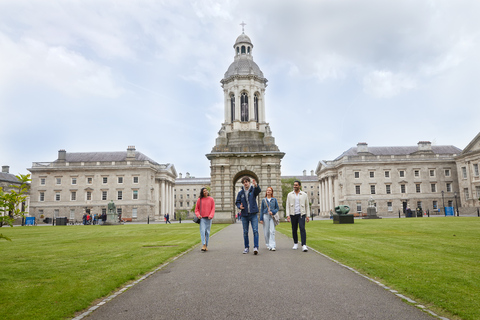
[262,213,276,249]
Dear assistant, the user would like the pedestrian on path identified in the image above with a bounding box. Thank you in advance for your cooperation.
[260,186,279,251]
[286,180,310,252]
[165,213,171,224]
[195,187,215,252]
[236,177,261,255]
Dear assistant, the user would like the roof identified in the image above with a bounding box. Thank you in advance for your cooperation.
[281,175,318,182]
[334,145,462,161]
[0,172,21,184]
[56,151,159,165]
[235,33,252,46]
[224,58,264,79]
[176,178,211,185]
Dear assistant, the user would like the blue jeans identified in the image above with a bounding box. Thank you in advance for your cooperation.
[241,213,259,249]
[200,218,212,246]
[262,214,276,249]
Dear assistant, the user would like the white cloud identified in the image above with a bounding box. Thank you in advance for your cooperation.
[362,70,416,98]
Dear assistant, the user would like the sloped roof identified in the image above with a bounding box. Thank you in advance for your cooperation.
[334,145,461,161]
[56,151,159,165]
[0,172,20,184]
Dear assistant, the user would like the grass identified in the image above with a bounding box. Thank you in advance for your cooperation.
[0,223,227,320]
[277,217,480,320]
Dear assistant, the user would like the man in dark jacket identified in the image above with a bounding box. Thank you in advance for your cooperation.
[236,177,261,255]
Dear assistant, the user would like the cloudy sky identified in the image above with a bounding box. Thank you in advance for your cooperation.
[1,0,479,178]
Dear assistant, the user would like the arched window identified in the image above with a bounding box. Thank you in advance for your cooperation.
[241,45,246,54]
[241,92,248,122]
[248,47,250,54]
[254,93,259,122]
[236,47,239,55]
[230,94,235,122]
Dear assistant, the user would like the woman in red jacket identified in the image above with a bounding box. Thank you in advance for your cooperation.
[195,187,215,251]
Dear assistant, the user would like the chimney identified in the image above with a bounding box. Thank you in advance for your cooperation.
[127,146,136,159]
[311,170,314,176]
[303,170,306,176]
[417,141,432,152]
[357,142,368,153]
[179,173,183,179]
[2,165,9,173]
[58,149,66,161]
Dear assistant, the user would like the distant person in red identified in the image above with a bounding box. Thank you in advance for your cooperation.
[195,188,215,252]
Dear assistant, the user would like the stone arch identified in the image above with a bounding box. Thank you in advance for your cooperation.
[232,169,261,217]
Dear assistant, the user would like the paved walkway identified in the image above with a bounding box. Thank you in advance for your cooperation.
[85,223,441,320]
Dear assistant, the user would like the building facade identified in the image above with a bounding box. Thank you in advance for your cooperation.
[0,165,30,219]
[28,147,176,222]
[316,141,462,217]
[455,132,480,213]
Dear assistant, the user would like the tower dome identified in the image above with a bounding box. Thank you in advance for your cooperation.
[223,31,265,80]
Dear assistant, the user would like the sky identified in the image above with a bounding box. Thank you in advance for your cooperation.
[1,0,480,178]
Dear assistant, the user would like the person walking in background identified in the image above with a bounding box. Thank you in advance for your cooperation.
[195,187,215,252]
[236,177,261,255]
[166,213,171,224]
[260,187,279,251]
[286,180,310,252]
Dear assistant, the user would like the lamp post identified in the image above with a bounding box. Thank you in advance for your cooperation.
[454,192,459,216]
[441,190,445,216]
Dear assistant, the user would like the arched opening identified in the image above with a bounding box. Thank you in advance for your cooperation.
[230,93,235,122]
[236,46,239,55]
[254,92,259,122]
[232,170,260,219]
[241,45,246,54]
[241,92,248,121]
[247,46,250,54]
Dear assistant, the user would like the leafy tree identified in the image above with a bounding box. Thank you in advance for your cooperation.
[0,173,31,241]
[176,210,189,220]
[281,177,297,216]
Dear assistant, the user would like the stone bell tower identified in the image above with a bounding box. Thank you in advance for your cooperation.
[206,25,285,223]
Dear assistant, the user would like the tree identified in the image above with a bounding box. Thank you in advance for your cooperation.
[281,177,298,217]
[0,173,31,241]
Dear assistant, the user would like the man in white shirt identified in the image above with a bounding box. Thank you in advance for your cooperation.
[286,180,310,252]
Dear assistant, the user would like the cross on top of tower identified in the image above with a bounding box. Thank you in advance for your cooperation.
[240,21,246,33]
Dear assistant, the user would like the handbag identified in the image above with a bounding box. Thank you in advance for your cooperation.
[265,198,280,226]
[193,198,202,224]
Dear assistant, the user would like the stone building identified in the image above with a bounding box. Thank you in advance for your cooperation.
[0,165,30,217]
[206,28,284,223]
[281,170,320,216]
[455,132,480,213]
[28,147,176,222]
[316,141,462,217]
[174,173,210,216]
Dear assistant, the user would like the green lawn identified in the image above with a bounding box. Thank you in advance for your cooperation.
[0,223,227,320]
[277,217,480,320]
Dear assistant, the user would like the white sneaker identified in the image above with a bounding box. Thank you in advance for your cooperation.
[302,245,308,252]
[243,248,249,254]
[292,243,298,250]
[253,247,258,255]
[271,247,276,251]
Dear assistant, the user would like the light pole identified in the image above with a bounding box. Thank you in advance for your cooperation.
[454,192,459,216]
[441,190,445,216]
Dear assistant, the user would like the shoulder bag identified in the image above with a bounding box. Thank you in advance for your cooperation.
[193,198,202,224]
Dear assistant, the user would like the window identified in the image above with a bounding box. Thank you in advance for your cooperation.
[461,167,467,179]
[55,192,61,201]
[445,169,450,177]
[86,191,92,201]
[230,94,235,122]
[399,170,405,178]
[133,190,138,200]
[448,200,453,207]
[401,184,406,193]
[241,92,249,121]
[384,171,390,178]
[187,201,190,207]
[416,184,421,193]
[70,209,75,219]
[40,178,46,185]
[71,178,77,185]
[39,192,45,202]
[356,202,362,212]
[254,93,259,122]
[476,186,480,198]
[433,201,438,210]
[431,184,436,192]
[446,183,452,192]
[180,201,183,207]
[464,188,469,200]
[71,191,76,201]
[417,201,422,209]
[103,177,108,184]
[354,172,360,178]
[430,169,435,177]
[133,176,139,184]
[369,172,374,178]
[87,177,93,184]
[474,164,479,176]
[414,170,419,177]
[102,191,107,201]
[118,191,123,200]
[132,208,138,218]
[102,208,106,215]
[387,202,393,212]
[117,208,122,215]
[38,209,44,217]
[118,177,123,184]
[355,185,360,194]
[54,209,59,217]
[370,185,376,194]
[386,185,391,194]
[56,178,61,185]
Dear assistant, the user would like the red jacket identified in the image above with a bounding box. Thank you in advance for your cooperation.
[195,196,215,219]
